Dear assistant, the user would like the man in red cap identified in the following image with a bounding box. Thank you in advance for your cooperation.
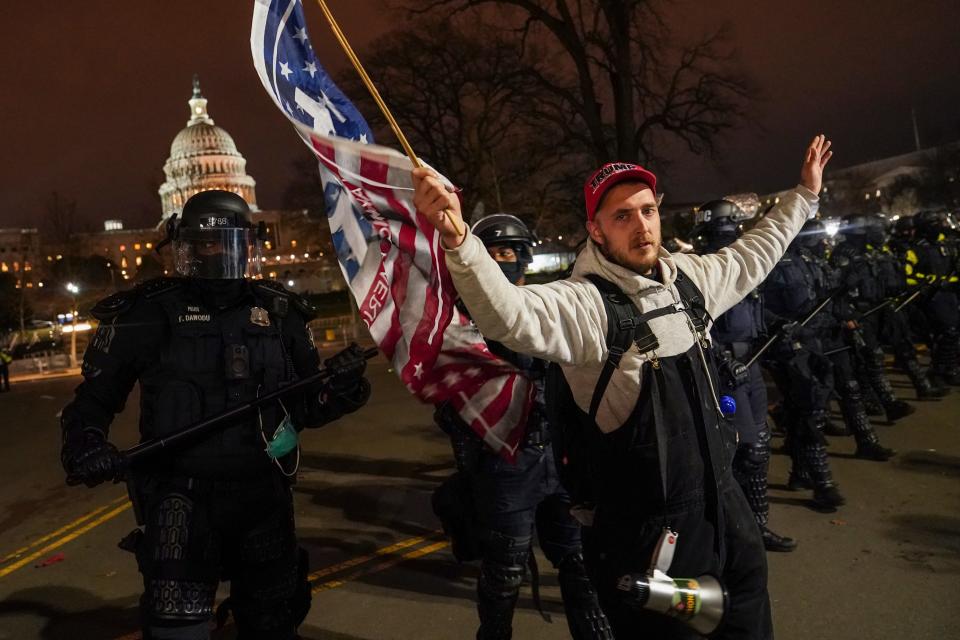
[414,135,832,639]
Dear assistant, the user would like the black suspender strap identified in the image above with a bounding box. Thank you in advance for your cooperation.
[586,274,674,420]
[584,270,712,422]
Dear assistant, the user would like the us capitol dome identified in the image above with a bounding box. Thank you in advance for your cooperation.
[158,76,258,221]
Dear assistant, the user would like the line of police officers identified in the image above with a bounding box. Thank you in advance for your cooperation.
[692,201,957,553]
[59,188,956,639]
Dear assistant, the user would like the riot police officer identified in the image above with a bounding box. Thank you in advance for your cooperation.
[870,216,948,399]
[799,219,895,460]
[60,190,371,640]
[694,198,797,552]
[761,220,846,511]
[434,214,611,640]
[905,210,960,386]
[831,214,915,421]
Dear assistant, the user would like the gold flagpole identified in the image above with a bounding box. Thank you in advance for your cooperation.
[315,0,464,236]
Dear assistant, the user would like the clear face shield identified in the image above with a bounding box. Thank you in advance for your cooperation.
[174,228,263,279]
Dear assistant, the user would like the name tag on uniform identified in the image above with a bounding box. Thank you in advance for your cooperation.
[250,307,271,327]
[178,305,211,323]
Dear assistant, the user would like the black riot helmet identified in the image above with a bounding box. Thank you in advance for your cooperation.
[692,199,744,252]
[170,190,265,279]
[839,212,886,246]
[914,209,955,242]
[471,213,537,284]
[893,215,914,239]
[797,218,830,257]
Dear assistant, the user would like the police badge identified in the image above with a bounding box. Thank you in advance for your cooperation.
[250,307,271,327]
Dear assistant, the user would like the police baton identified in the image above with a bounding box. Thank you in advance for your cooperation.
[892,287,925,314]
[745,293,836,369]
[121,347,378,465]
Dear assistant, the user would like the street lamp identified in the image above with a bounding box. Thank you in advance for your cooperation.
[65,282,80,368]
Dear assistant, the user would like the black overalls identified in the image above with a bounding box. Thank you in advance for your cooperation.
[564,271,771,639]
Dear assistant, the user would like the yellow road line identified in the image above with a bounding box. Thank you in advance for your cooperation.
[109,535,451,638]
[0,501,131,579]
[312,539,449,593]
[307,532,438,582]
[0,495,128,564]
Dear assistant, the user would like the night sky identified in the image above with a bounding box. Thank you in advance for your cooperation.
[1,0,958,230]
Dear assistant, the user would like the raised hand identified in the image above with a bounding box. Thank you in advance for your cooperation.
[800,134,833,195]
[412,167,466,248]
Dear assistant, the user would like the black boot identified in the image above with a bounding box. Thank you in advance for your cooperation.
[863,348,915,421]
[839,384,896,461]
[799,441,845,512]
[557,553,614,640]
[761,526,798,552]
[903,357,949,399]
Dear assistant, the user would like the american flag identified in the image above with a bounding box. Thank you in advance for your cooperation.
[251,0,534,459]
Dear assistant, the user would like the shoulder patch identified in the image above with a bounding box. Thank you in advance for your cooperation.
[254,280,318,320]
[90,289,138,321]
[137,277,185,299]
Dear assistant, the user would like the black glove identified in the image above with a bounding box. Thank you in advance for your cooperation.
[719,359,750,389]
[323,343,368,395]
[62,429,124,488]
[780,321,800,339]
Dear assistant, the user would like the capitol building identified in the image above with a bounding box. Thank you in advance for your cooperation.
[158,77,258,221]
[42,76,343,293]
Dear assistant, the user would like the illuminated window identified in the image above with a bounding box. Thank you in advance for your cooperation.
[0,263,7,272]
[119,245,126,252]
[134,243,141,250]
[12,261,19,272]
[291,240,297,248]
[135,256,142,266]
[145,242,153,249]
[121,257,128,268]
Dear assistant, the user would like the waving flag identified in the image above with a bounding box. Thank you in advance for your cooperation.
[251,0,534,459]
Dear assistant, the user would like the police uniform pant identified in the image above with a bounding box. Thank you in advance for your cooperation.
[134,471,310,640]
[471,443,608,639]
[585,477,771,639]
[720,349,773,530]
[921,291,960,379]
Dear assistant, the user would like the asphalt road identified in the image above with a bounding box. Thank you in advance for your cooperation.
[0,357,956,639]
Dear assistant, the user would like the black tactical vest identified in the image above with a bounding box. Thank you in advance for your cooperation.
[137,281,293,477]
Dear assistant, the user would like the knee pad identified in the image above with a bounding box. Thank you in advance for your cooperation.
[152,493,193,562]
[534,494,581,565]
[142,578,217,627]
[479,531,530,598]
[842,379,861,397]
[733,439,770,477]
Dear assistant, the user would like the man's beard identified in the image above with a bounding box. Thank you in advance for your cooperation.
[598,238,661,275]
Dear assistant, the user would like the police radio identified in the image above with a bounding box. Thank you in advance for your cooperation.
[616,528,728,635]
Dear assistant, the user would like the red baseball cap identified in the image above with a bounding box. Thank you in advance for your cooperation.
[584,162,658,221]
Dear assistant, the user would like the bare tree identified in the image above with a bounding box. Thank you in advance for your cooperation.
[411,0,752,166]
[341,18,589,238]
